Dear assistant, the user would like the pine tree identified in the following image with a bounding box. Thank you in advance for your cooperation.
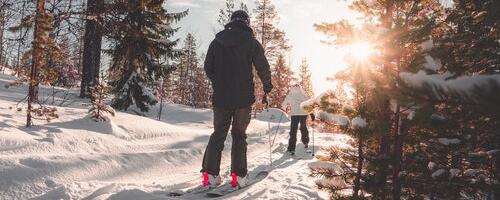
[313,0,444,198]
[89,80,115,122]
[399,1,500,198]
[252,0,289,63]
[53,35,80,88]
[108,0,187,112]
[252,0,289,113]
[434,0,499,75]
[298,58,314,98]
[268,54,292,109]
[0,0,13,68]
[26,0,62,127]
[192,66,212,108]
[172,33,199,106]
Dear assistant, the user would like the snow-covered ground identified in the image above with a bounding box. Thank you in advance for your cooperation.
[0,73,350,200]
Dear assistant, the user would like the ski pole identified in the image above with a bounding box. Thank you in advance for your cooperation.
[269,114,275,166]
[311,113,316,157]
[266,107,285,166]
[312,123,315,157]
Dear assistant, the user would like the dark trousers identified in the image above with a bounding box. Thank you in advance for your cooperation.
[287,115,309,152]
[202,107,251,177]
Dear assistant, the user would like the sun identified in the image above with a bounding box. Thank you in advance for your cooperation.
[348,42,373,61]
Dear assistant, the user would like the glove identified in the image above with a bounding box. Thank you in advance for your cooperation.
[310,113,316,121]
[262,94,269,106]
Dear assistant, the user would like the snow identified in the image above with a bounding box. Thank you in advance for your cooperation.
[0,73,348,199]
[300,89,336,111]
[428,162,436,170]
[30,186,71,200]
[400,70,500,98]
[464,169,480,176]
[351,117,367,129]
[421,39,434,51]
[486,149,500,156]
[308,161,342,173]
[437,138,461,145]
[317,111,349,126]
[256,108,291,123]
[449,169,460,178]
[423,55,441,71]
[432,169,446,178]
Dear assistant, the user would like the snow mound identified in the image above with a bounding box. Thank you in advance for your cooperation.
[437,138,461,145]
[351,117,367,128]
[29,187,71,200]
[400,71,500,98]
[256,108,290,123]
[309,161,342,173]
[317,111,349,126]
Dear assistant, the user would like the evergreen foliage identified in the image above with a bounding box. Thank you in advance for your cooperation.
[252,0,289,113]
[89,80,115,122]
[107,0,187,112]
[298,58,314,98]
[268,54,293,109]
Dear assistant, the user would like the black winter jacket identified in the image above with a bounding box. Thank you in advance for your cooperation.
[204,21,273,109]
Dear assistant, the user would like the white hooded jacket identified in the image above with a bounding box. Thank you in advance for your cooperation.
[282,86,309,116]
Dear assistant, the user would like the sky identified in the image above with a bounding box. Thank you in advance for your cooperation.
[167,0,451,95]
[168,0,365,95]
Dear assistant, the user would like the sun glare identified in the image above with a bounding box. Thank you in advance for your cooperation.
[349,42,373,61]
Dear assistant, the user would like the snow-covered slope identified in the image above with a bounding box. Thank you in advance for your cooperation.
[0,73,349,200]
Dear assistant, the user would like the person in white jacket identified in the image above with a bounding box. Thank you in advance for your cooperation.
[282,85,311,154]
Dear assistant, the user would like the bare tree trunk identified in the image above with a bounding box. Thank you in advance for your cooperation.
[373,3,394,198]
[27,0,46,127]
[80,0,103,98]
[0,9,5,69]
[392,104,403,200]
[493,152,500,199]
[353,134,364,198]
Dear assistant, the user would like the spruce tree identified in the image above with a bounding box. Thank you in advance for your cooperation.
[252,0,289,113]
[252,0,289,63]
[108,0,186,112]
[298,58,314,98]
[307,63,372,199]
[313,0,444,198]
[434,0,499,75]
[173,33,200,106]
[25,0,61,127]
[192,66,212,108]
[89,80,115,122]
[399,0,500,198]
[268,54,293,109]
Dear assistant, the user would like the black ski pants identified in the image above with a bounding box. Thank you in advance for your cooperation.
[201,107,251,177]
[287,115,309,152]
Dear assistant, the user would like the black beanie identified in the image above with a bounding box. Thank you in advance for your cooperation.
[230,10,250,24]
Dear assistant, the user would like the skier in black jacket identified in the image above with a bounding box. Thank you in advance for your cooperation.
[201,10,273,189]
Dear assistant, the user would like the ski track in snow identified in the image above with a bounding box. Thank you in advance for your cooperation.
[0,73,349,200]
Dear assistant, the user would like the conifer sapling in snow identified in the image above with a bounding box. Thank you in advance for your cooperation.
[89,81,115,122]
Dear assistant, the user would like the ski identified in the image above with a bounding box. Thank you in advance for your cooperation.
[206,171,269,198]
[167,184,216,197]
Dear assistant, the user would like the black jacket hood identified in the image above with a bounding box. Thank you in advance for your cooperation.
[215,21,254,47]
